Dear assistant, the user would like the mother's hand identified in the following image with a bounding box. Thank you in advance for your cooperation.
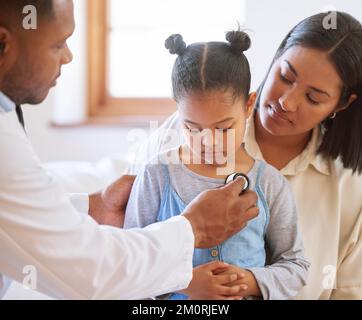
[88,175,136,227]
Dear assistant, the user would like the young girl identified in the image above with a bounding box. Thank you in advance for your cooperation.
[124,31,310,300]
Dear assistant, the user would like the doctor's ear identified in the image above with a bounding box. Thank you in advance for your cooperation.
[0,42,5,54]
[0,26,11,57]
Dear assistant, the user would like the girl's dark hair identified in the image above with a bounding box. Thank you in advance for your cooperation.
[257,12,362,174]
[165,31,252,103]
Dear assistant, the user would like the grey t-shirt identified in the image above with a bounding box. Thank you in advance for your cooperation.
[124,149,310,300]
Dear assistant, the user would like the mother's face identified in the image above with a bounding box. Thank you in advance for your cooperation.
[258,45,344,137]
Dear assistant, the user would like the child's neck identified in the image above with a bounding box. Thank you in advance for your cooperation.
[179,145,255,180]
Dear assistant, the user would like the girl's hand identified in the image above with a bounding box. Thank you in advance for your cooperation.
[214,265,262,299]
[179,261,244,300]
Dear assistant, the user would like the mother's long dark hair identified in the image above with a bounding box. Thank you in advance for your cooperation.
[258,12,362,174]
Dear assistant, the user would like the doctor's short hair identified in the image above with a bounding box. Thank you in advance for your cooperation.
[257,11,362,174]
[0,0,54,20]
[165,30,252,103]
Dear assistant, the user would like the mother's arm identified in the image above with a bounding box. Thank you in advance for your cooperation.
[331,208,362,299]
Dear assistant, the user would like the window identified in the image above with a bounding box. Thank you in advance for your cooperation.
[88,0,246,124]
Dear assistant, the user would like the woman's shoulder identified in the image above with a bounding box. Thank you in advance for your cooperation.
[329,157,362,210]
[329,157,362,196]
[330,156,362,180]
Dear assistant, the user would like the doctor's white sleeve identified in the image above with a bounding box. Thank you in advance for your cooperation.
[68,193,90,214]
[0,113,194,300]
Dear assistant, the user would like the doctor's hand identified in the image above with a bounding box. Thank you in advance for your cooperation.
[88,175,136,228]
[183,177,259,249]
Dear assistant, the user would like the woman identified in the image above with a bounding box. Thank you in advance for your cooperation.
[250,11,362,300]
[127,11,362,299]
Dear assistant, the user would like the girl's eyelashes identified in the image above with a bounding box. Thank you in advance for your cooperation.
[216,127,233,133]
[185,126,201,133]
[185,126,233,133]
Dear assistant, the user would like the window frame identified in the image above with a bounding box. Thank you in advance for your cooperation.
[87,0,176,125]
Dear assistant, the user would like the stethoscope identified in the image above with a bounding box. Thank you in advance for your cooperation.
[224,173,250,193]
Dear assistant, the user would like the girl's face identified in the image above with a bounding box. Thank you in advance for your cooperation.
[178,89,255,164]
[258,45,356,137]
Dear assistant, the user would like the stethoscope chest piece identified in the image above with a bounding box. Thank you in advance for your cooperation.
[225,173,250,193]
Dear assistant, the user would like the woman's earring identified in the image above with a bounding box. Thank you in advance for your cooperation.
[330,112,337,119]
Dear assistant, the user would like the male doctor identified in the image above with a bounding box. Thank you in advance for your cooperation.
[0,0,259,299]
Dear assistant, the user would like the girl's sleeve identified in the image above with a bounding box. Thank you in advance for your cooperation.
[124,163,167,229]
[249,167,311,300]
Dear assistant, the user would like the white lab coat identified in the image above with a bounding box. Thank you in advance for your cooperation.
[0,110,194,299]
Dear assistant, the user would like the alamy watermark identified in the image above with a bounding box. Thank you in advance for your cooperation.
[322,6,338,30]
[322,265,337,290]
[22,5,37,30]
[22,265,37,290]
